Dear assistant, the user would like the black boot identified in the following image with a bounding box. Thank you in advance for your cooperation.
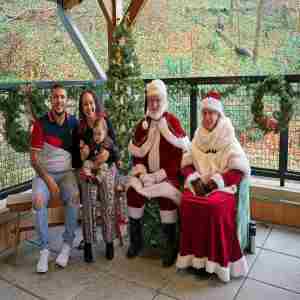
[126,217,143,258]
[161,223,178,267]
[84,242,94,263]
[105,242,114,260]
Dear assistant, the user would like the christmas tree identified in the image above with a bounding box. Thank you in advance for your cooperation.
[105,22,144,167]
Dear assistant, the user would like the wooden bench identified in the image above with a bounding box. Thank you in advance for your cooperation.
[2,191,64,258]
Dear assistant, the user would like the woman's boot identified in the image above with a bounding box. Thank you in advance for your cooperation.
[105,242,114,260]
[126,217,143,258]
[84,242,94,263]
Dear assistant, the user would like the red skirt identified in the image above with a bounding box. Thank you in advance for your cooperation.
[176,189,248,282]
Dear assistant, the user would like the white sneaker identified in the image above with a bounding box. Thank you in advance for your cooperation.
[37,249,50,273]
[56,243,71,268]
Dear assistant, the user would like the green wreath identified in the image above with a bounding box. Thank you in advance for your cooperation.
[0,86,48,153]
[251,76,295,133]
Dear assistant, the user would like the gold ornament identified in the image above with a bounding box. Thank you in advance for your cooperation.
[115,47,123,65]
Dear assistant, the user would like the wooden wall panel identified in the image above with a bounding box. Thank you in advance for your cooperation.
[251,198,300,227]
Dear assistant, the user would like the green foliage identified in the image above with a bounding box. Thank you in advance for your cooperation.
[0,87,49,152]
[247,128,264,143]
[105,22,144,168]
[252,75,295,133]
[143,201,161,248]
[1,0,300,80]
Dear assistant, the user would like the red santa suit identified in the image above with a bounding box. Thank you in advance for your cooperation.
[176,92,250,282]
[127,88,190,224]
[126,79,191,267]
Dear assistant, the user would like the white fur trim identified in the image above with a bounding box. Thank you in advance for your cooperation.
[211,173,225,189]
[202,97,224,115]
[129,116,191,160]
[176,255,248,283]
[158,117,191,152]
[160,210,178,224]
[182,136,192,152]
[191,117,250,178]
[142,119,149,130]
[209,186,237,195]
[128,206,145,219]
[185,172,200,191]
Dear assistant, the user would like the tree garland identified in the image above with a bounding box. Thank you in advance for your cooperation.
[251,76,295,133]
[105,21,144,167]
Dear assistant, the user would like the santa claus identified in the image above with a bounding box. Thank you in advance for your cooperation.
[126,79,190,267]
[176,90,250,282]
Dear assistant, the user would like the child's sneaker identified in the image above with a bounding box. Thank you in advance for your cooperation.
[37,248,50,273]
[56,243,71,268]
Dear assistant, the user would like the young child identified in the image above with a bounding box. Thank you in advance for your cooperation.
[81,118,113,181]
[80,117,127,262]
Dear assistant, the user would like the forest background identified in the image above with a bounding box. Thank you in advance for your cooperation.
[0,0,300,82]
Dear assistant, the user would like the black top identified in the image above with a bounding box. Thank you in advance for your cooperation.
[72,117,120,169]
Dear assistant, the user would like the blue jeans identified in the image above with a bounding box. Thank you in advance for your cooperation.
[32,171,79,250]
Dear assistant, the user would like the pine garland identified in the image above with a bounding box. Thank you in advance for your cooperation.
[0,86,49,152]
[251,76,295,133]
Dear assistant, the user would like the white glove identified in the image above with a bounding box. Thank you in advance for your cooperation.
[140,173,156,187]
[152,169,167,183]
[140,169,167,187]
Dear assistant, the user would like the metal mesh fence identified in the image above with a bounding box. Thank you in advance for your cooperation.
[168,83,191,137]
[288,82,300,173]
[196,84,281,170]
[0,144,33,189]
[0,77,299,193]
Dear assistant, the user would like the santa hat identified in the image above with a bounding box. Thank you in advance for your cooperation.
[142,80,168,129]
[201,90,224,115]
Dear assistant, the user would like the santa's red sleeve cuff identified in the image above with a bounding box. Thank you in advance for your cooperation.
[211,169,244,189]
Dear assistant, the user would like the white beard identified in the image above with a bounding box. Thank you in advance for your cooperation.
[146,101,168,121]
[147,110,163,120]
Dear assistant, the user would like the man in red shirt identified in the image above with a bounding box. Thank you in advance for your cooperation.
[31,84,79,273]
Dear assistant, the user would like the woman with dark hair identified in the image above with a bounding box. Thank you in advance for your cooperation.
[72,89,125,262]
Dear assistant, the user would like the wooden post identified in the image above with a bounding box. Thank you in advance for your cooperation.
[98,0,148,62]
[125,0,149,27]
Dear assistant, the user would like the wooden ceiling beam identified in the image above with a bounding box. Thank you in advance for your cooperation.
[97,0,113,27]
[124,0,148,26]
[55,0,83,10]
